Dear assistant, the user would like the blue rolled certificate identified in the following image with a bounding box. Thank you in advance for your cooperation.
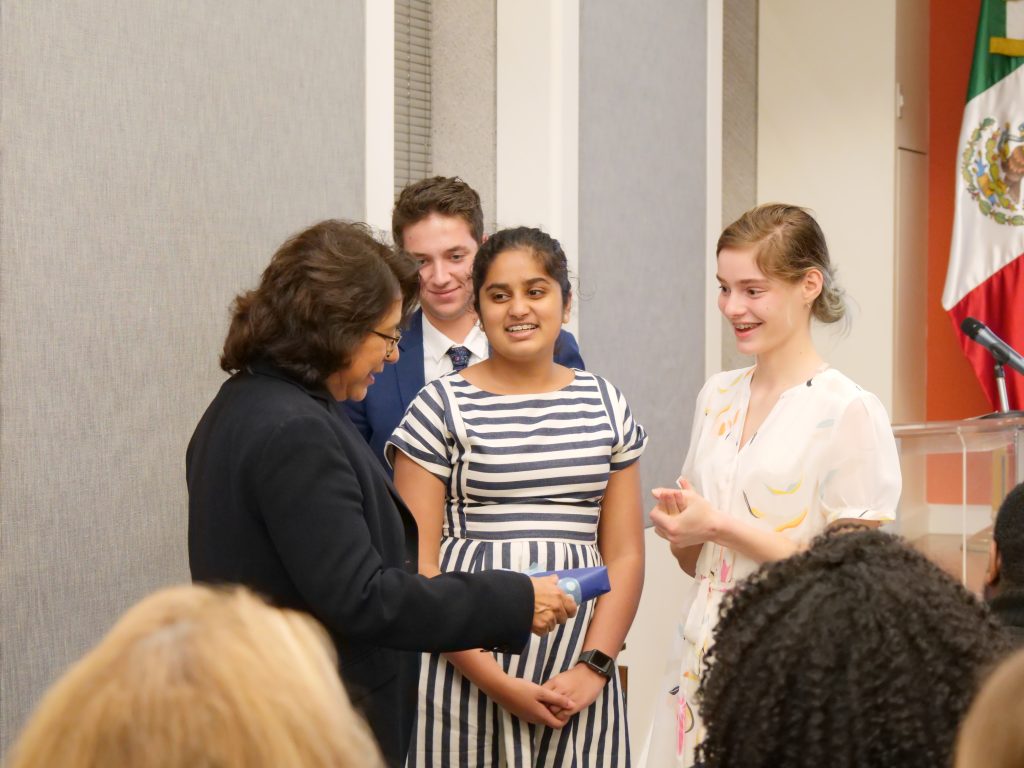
[533,566,610,605]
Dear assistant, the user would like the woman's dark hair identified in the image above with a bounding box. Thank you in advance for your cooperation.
[221,220,418,387]
[697,528,1011,768]
[717,203,846,324]
[471,226,571,313]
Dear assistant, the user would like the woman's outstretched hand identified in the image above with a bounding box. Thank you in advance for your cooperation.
[529,575,579,635]
[649,478,720,548]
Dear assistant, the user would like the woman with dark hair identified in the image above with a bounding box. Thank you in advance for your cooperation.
[187,220,577,767]
[697,528,1010,768]
[388,227,646,767]
[643,204,902,766]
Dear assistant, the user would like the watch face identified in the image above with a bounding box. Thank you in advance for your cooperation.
[580,650,614,677]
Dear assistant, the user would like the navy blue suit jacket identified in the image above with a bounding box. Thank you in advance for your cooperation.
[342,309,585,469]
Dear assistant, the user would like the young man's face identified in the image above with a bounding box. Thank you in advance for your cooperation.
[401,213,479,325]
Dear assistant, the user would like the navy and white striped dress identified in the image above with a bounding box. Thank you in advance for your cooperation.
[387,370,647,768]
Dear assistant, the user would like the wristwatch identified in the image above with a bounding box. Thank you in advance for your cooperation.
[577,649,615,679]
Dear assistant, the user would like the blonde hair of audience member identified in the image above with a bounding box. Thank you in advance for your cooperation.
[6,585,383,768]
[955,648,1024,768]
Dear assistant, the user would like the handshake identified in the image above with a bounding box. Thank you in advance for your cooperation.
[527,566,610,635]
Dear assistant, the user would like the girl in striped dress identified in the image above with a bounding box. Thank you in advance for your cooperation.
[388,227,647,768]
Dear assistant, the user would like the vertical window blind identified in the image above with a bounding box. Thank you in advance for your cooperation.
[395,0,432,197]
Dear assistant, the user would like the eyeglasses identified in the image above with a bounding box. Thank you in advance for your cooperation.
[371,328,402,357]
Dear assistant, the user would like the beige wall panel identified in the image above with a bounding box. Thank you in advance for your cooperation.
[893,149,929,425]
[896,0,929,152]
[893,149,929,539]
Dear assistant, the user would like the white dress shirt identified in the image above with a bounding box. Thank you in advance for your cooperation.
[421,314,489,382]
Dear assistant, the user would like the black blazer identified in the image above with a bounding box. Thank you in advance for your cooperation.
[187,361,534,766]
[343,309,586,468]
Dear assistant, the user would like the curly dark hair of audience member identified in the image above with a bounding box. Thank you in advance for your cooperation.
[696,528,1011,768]
[220,220,418,387]
[471,226,572,313]
[391,176,484,249]
[994,481,1024,586]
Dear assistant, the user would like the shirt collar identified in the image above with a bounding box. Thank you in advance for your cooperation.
[421,314,489,363]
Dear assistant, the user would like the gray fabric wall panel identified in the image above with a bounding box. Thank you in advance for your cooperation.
[579,1,706,499]
[1,0,365,750]
[431,0,497,232]
[721,0,758,372]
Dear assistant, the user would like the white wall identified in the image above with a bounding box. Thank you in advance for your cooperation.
[757,0,897,410]
[496,0,580,338]
[366,0,395,233]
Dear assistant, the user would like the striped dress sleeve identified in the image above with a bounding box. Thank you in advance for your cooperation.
[601,377,648,471]
[384,380,453,481]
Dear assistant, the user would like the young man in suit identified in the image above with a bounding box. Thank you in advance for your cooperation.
[344,176,584,467]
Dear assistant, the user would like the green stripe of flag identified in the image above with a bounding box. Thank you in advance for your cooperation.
[967,0,1024,102]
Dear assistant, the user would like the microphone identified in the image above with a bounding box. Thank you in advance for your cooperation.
[961,317,1024,375]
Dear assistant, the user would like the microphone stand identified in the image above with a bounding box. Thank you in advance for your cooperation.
[995,362,1012,414]
[980,353,1024,418]
[961,316,1024,417]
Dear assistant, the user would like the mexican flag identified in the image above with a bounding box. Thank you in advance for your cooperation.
[943,0,1024,410]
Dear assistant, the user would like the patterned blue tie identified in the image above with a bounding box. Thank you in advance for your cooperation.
[447,345,471,372]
